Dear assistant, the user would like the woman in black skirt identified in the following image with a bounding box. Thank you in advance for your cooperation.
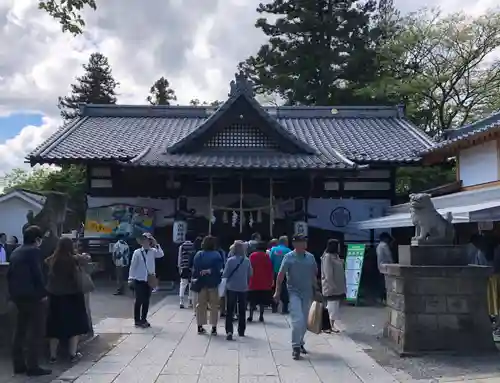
[45,237,91,363]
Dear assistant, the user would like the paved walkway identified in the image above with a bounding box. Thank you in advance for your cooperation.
[55,297,399,383]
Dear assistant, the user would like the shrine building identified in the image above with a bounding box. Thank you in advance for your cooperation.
[27,74,435,280]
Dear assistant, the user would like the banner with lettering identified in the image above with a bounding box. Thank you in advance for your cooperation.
[84,204,155,238]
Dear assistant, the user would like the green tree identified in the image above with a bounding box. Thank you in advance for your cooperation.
[4,166,87,221]
[189,99,224,107]
[58,52,119,121]
[238,0,393,105]
[358,8,500,136]
[39,0,96,35]
[147,77,177,105]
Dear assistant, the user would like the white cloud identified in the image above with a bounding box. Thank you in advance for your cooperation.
[0,0,496,180]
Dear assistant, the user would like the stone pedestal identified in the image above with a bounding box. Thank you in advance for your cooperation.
[399,244,470,266]
[381,246,496,355]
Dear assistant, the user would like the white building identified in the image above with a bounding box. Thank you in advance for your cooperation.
[0,189,45,243]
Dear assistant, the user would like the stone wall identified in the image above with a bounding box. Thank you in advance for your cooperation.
[382,263,495,355]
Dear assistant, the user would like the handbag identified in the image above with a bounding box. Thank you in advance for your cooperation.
[141,250,159,290]
[219,257,245,298]
[307,301,323,334]
[76,265,95,294]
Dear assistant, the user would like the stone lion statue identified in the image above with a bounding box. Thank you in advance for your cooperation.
[409,193,454,245]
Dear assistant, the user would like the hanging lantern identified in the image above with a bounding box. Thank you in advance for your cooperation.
[241,211,246,226]
[210,209,216,224]
[232,211,238,227]
[222,211,228,224]
[257,209,262,223]
[249,212,254,228]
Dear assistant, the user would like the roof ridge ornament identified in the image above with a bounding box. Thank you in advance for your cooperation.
[229,72,254,98]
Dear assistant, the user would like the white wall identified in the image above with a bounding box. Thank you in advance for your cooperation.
[0,197,42,244]
[459,140,499,187]
[308,198,391,241]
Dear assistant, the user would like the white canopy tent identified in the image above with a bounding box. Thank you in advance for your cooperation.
[351,187,500,230]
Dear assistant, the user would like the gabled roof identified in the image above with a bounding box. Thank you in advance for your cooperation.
[422,110,500,157]
[28,76,435,171]
[0,189,45,210]
[168,84,315,155]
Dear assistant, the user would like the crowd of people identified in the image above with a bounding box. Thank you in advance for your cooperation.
[7,226,93,376]
[175,231,347,360]
[0,232,19,263]
[5,226,349,377]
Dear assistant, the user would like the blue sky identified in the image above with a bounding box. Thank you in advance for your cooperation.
[0,113,44,142]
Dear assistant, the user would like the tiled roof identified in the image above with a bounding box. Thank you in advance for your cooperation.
[422,111,500,154]
[29,97,435,170]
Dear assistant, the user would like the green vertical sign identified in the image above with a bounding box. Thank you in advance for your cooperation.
[345,243,366,304]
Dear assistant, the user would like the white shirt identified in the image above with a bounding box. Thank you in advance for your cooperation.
[128,245,164,281]
[376,242,393,272]
[112,240,130,267]
[0,246,6,263]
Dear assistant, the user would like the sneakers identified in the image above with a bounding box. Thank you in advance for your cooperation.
[211,326,217,336]
[180,303,185,309]
[292,347,301,360]
[300,345,308,354]
[197,326,207,334]
[134,320,151,328]
[226,333,233,341]
[70,352,83,363]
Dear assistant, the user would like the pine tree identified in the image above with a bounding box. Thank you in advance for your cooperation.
[238,0,388,105]
[147,77,177,105]
[58,52,118,121]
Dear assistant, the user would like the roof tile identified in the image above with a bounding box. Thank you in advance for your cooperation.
[29,104,435,170]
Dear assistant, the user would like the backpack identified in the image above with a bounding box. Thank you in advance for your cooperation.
[179,241,196,270]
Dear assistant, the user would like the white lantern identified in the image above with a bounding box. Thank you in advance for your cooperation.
[173,221,187,244]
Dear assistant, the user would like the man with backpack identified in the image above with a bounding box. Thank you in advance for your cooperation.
[112,234,130,295]
[178,233,197,308]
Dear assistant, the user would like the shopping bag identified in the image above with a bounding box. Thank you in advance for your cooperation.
[218,278,227,297]
[307,301,323,334]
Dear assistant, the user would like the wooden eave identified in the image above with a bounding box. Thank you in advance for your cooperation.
[423,129,500,165]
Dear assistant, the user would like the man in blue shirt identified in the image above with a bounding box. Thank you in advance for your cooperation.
[273,234,318,360]
[269,235,291,313]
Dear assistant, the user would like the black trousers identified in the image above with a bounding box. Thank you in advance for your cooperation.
[12,299,45,370]
[134,281,152,323]
[272,273,289,311]
[225,290,247,335]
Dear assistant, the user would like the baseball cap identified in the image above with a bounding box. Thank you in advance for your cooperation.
[292,233,307,242]
[141,232,153,239]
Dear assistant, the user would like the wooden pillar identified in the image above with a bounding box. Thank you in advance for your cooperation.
[269,177,273,237]
[208,177,213,235]
[239,176,244,233]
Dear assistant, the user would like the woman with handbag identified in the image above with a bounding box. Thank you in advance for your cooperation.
[321,239,346,333]
[222,241,252,340]
[128,233,164,328]
[45,237,92,363]
[192,235,224,335]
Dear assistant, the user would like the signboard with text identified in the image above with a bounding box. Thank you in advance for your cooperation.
[345,243,366,304]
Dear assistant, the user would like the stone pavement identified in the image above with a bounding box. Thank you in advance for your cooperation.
[53,297,399,383]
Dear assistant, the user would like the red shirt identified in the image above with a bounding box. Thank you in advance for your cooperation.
[248,251,274,291]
